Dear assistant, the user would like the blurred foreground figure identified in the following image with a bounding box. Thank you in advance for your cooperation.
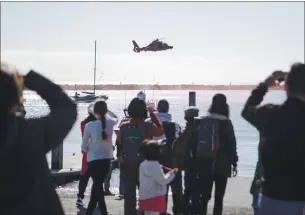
[241,63,305,215]
[0,63,77,215]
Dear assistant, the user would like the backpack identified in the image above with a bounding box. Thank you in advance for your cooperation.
[195,116,221,159]
[159,121,177,167]
[172,125,196,170]
[120,121,151,168]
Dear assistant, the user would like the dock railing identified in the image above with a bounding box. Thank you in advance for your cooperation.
[51,142,63,170]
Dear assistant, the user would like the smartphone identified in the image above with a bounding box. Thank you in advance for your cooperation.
[277,72,288,83]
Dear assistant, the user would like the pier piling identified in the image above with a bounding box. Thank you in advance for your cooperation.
[189,91,196,106]
[51,142,63,170]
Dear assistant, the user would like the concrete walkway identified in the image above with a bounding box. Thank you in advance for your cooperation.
[58,176,254,215]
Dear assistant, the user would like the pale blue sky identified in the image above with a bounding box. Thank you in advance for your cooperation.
[1,2,304,84]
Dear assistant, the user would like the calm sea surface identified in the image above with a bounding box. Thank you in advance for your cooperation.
[24,90,285,195]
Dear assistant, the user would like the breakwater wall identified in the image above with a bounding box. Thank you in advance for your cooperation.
[55,84,284,91]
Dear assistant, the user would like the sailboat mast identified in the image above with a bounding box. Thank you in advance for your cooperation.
[152,75,155,100]
[93,40,97,95]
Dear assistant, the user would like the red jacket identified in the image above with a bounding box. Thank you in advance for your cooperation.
[80,119,88,176]
[81,120,86,136]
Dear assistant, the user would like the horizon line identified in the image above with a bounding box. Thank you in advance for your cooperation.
[57,82,259,86]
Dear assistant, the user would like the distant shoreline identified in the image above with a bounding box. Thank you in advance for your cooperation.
[23,84,284,91]
[52,84,284,91]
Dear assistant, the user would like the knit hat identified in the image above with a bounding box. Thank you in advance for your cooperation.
[184,106,199,118]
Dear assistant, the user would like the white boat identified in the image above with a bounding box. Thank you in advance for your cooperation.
[72,40,108,103]
[72,92,108,103]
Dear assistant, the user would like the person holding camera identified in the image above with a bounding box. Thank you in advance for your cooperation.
[0,63,77,215]
[241,63,305,215]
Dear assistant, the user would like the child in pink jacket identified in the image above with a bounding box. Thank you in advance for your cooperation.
[139,140,179,215]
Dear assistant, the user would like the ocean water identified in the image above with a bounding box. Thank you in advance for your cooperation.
[24,89,286,196]
[24,89,285,178]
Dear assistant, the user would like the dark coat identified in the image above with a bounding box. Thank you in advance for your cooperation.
[197,113,238,177]
[173,113,238,177]
[241,83,305,201]
[0,71,77,215]
[172,123,196,170]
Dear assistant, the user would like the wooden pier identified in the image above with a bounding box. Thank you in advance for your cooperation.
[50,146,81,186]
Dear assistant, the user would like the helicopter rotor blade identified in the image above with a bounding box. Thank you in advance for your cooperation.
[154,37,166,41]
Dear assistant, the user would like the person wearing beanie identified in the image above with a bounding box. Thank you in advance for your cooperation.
[0,62,77,215]
[172,106,199,214]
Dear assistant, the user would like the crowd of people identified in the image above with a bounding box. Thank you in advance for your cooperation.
[0,61,304,215]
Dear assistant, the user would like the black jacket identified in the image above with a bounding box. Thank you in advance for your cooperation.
[241,83,305,201]
[0,71,77,215]
[183,113,238,177]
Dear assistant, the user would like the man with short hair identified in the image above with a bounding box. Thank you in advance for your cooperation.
[241,63,305,215]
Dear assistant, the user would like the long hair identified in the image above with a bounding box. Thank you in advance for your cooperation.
[94,100,108,141]
[208,93,229,118]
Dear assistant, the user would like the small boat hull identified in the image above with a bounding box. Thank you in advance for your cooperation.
[71,94,109,103]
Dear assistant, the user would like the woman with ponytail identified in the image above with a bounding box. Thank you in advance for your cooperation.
[76,103,96,208]
[82,100,118,215]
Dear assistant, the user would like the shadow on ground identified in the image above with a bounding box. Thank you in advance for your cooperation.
[76,207,171,215]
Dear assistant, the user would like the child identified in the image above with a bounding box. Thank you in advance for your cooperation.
[139,140,179,215]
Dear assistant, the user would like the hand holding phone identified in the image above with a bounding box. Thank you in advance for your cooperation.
[264,71,287,88]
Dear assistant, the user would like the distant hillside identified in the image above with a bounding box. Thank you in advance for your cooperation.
[56,84,284,91]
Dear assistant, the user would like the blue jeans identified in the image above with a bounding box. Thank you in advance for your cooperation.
[261,195,305,215]
[252,192,262,215]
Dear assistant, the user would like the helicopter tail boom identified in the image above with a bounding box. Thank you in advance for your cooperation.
[132,40,140,52]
